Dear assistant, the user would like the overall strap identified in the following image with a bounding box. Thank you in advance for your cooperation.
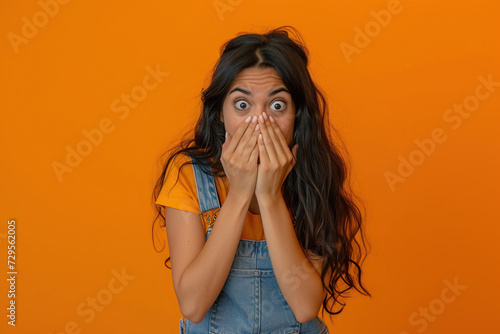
[189,155,221,215]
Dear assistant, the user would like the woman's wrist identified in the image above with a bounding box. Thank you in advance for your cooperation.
[225,189,253,212]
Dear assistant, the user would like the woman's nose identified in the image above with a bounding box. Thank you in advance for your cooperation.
[250,107,265,119]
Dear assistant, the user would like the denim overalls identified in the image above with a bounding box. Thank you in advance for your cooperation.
[179,156,329,334]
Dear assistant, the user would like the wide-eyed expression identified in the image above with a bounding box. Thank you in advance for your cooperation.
[220,66,295,149]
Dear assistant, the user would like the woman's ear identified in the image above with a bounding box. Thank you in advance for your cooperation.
[219,111,224,123]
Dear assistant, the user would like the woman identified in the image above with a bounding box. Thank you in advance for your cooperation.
[152,25,371,333]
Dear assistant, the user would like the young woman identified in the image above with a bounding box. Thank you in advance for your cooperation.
[152,25,371,333]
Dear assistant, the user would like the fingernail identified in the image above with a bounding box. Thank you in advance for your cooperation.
[259,115,264,123]
[252,116,258,123]
[255,124,259,131]
[245,116,252,123]
[269,115,275,123]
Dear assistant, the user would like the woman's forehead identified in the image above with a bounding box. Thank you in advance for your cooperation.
[231,67,284,88]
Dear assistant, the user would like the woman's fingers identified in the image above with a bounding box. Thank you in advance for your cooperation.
[262,113,292,164]
[225,115,253,155]
[220,116,260,200]
[222,116,260,165]
[250,139,259,164]
[236,116,259,160]
[264,113,289,157]
[257,113,279,165]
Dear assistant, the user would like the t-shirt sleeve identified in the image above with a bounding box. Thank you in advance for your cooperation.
[155,153,200,215]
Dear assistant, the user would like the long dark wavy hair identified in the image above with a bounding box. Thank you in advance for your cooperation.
[152,25,371,320]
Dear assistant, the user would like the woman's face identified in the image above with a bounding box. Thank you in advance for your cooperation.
[220,67,295,148]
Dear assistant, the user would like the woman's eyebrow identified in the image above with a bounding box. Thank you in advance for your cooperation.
[229,87,290,96]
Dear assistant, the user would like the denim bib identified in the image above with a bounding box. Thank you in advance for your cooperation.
[179,156,329,334]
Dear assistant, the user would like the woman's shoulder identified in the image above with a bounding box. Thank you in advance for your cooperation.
[171,152,215,166]
[160,153,196,190]
[172,151,193,164]
[166,151,216,184]
[156,152,199,214]
[166,152,194,173]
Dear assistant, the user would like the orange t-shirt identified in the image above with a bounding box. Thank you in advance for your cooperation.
[155,153,266,240]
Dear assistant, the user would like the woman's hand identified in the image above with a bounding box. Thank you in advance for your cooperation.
[255,112,298,201]
[221,115,260,201]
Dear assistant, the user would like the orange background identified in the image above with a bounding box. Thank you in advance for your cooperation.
[1,0,499,333]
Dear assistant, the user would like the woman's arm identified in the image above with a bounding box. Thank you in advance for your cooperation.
[259,194,329,323]
[165,191,251,323]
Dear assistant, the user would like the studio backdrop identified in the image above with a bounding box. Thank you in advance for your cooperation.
[1,0,499,333]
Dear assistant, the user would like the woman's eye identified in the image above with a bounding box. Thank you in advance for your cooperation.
[234,100,249,110]
[271,100,286,111]
[234,99,286,111]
